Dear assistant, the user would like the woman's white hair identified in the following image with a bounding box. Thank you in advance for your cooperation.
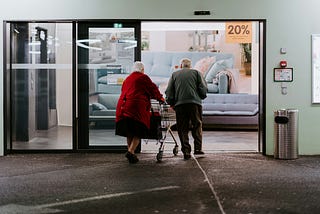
[132,61,145,73]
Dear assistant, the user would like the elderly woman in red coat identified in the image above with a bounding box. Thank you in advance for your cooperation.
[116,61,165,163]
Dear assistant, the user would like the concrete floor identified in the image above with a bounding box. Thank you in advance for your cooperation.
[1,152,320,214]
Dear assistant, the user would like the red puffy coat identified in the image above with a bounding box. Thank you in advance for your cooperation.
[116,71,163,129]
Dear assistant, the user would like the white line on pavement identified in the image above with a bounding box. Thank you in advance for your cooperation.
[192,155,226,214]
[0,186,181,214]
[38,185,180,208]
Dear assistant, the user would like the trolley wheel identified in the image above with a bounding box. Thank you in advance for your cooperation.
[173,146,179,156]
[157,151,163,161]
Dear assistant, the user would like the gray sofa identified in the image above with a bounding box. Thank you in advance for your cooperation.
[89,94,119,128]
[89,93,258,129]
[202,93,259,128]
[90,51,257,129]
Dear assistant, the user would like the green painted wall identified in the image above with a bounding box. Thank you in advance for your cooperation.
[1,0,320,156]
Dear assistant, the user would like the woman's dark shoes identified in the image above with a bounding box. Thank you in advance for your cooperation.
[125,152,139,164]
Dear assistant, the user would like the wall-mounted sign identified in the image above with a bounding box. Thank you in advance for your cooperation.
[312,34,320,103]
[225,22,252,43]
[274,68,293,82]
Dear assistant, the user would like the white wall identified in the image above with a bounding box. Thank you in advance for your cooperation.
[1,0,320,156]
[149,31,166,51]
[165,31,191,51]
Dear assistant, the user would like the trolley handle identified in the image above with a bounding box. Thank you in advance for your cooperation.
[159,97,166,105]
[160,100,167,105]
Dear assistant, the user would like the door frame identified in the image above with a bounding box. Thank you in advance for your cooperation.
[76,20,141,151]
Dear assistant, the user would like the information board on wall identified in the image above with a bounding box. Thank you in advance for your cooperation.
[312,34,320,103]
[225,22,252,43]
[274,68,293,82]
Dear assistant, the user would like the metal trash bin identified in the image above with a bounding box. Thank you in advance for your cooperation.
[274,109,299,159]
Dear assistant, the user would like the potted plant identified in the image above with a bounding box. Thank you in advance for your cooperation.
[241,43,252,75]
[141,41,149,51]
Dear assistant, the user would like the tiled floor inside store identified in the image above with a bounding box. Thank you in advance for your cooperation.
[12,126,259,153]
[141,130,259,154]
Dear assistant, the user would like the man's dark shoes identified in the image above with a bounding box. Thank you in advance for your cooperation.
[194,150,205,155]
[183,153,191,160]
[125,152,139,164]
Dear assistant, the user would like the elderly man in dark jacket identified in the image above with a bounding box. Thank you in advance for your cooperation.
[165,58,207,160]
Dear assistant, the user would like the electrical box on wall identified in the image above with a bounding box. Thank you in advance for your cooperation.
[274,67,293,95]
[274,68,293,82]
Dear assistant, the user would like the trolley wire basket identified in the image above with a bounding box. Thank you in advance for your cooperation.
[144,100,179,161]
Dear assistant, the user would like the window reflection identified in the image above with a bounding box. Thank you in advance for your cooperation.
[87,27,136,146]
[10,22,72,150]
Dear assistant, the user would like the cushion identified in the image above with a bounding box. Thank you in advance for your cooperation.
[98,94,120,109]
[98,76,108,84]
[193,56,216,76]
[207,83,219,93]
[205,58,233,83]
[91,103,108,111]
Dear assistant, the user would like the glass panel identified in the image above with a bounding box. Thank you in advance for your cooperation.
[84,27,136,146]
[10,22,73,150]
[141,21,260,152]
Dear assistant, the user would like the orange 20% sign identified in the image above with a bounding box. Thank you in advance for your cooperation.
[225,22,252,43]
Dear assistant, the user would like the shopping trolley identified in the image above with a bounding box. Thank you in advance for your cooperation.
[145,100,179,161]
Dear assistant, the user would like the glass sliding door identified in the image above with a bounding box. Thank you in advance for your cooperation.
[77,21,140,150]
[7,22,73,150]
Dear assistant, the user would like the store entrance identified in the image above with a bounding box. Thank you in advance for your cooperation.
[3,19,265,154]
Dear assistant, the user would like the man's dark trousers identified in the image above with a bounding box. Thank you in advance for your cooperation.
[175,103,203,155]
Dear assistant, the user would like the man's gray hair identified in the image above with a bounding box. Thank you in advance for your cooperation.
[180,58,192,68]
[132,61,145,73]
